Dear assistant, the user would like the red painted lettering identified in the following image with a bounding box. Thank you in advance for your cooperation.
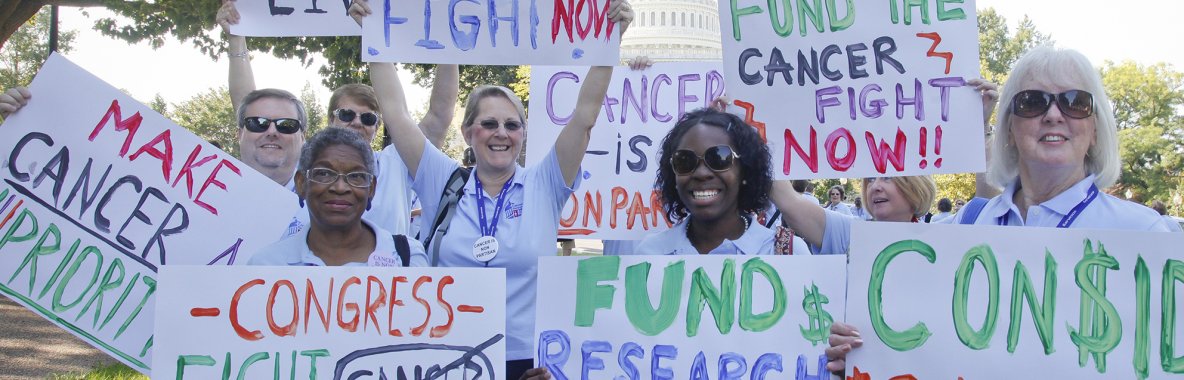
[865,128,908,174]
[430,276,455,338]
[193,159,241,215]
[824,127,856,171]
[172,144,218,198]
[336,276,360,332]
[410,276,433,336]
[609,187,628,228]
[583,190,603,227]
[89,100,143,157]
[784,126,819,175]
[387,276,408,337]
[303,278,333,334]
[266,280,298,337]
[364,276,387,334]
[127,130,175,182]
[230,279,265,341]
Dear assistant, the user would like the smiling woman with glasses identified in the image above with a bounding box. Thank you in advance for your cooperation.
[249,127,427,267]
[629,108,809,256]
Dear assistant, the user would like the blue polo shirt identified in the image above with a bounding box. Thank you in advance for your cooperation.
[818,210,885,255]
[248,218,428,267]
[955,174,1170,231]
[632,219,809,255]
[413,140,578,361]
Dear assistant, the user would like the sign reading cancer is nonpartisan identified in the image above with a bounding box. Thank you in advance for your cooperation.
[536,255,847,378]
[361,0,622,65]
[229,0,361,37]
[526,63,725,240]
[719,0,984,179]
[153,266,506,379]
[846,222,1184,379]
[0,54,298,373]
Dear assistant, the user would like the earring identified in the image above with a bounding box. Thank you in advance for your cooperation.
[742,180,748,185]
[298,197,305,208]
[366,199,373,211]
[464,147,476,165]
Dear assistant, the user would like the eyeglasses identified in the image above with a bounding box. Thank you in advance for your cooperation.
[670,145,740,175]
[242,116,302,134]
[1010,90,1094,119]
[478,119,523,131]
[333,109,380,127]
[304,168,374,188]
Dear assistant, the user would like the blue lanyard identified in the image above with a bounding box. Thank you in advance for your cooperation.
[998,184,1098,228]
[474,173,514,237]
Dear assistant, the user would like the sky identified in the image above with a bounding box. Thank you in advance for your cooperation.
[45,0,1183,113]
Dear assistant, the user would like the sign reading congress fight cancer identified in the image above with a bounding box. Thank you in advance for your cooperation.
[152,266,506,379]
[846,222,1184,379]
[719,0,984,179]
[0,54,298,373]
[228,0,361,37]
[361,0,622,65]
[525,63,725,240]
[536,255,846,379]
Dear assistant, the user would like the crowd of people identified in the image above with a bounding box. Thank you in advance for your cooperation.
[0,0,1178,378]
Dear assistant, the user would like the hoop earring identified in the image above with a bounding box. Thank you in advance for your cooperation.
[463,147,476,166]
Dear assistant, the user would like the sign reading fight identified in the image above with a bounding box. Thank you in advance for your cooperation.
[526,63,725,240]
[153,266,506,379]
[0,54,297,373]
[361,0,622,64]
[536,255,846,379]
[719,0,984,179]
[846,222,1184,379]
[229,0,361,37]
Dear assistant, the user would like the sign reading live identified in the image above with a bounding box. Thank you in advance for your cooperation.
[846,222,1184,379]
[719,0,984,179]
[361,0,622,65]
[152,266,506,379]
[526,62,725,240]
[0,53,297,373]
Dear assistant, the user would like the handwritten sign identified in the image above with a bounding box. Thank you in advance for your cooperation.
[0,54,298,373]
[526,63,725,239]
[719,0,984,179]
[846,222,1184,379]
[536,255,846,378]
[361,0,621,64]
[229,0,361,37]
[152,266,506,379]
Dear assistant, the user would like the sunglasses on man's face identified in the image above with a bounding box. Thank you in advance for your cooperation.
[670,145,740,175]
[1011,89,1095,119]
[241,116,302,134]
[478,119,524,131]
[334,109,380,127]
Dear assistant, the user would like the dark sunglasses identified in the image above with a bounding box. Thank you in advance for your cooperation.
[670,145,740,175]
[305,168,374,188]
[241,116,302,134]
[478,119,523,131]
[1011,89,1094,119]
[334,108,380,127]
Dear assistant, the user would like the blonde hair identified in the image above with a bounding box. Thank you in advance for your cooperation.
[860,176,936,219]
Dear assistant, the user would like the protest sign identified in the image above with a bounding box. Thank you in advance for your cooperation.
[526,62,725,240]
[229,0,361,37]
[846,222,1184,379]
[361,0,622,65]
[536,255,846,378]
[719,0,984,179]
[0,54,298,372]
[153,265,506,379]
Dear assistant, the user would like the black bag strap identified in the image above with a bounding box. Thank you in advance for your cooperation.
[425,166,471,266]
[393,234,411,267]
[959,197,990,224]
[764,209,782,228]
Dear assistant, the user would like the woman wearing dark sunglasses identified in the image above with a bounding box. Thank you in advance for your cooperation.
[633,108,809,255]
[248,127,428,267]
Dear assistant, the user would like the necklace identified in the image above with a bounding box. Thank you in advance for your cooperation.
[686,214,750,243]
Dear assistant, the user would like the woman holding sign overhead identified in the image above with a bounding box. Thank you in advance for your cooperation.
[352,0,633,377]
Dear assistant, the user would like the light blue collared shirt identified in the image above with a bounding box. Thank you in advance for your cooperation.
[248,218,428,267]
[955,174,1170,231]
[633,218,809,255]
[413,140,578,361]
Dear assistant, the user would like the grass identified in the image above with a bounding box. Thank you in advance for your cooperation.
[50,364,148,380]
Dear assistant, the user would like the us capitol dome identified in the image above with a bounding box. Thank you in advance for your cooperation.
[620,0,723,62]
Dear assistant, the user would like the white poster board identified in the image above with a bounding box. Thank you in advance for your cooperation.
[0,54,298,373]
[847,222,1184,379]
[536,255,847,378]
[229,0,361,37]
[361,0,622,64]
[526,62,725,240]
[153,266,506,379]
[719,0,984,179]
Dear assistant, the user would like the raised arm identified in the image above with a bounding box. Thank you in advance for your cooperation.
[371,62,427,177]
[769,180,827,246]
[218,0,256,111]
[968,78,1001,199]
[0,87,31,119]
[419,64,459,148]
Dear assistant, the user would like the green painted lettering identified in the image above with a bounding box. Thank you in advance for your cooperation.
[1007,251,1057,354]
[1068,240,1121,372]
[115,275,155,340]
[1162,259,1184,373]
[76,257,125,328]
[739,258,786,332]
[625,261,684,336]
[826,0,855,31]
[730,0,764,41]
[686,259,736,337]
[8,221,58,295]
[236,352,269,380]
[869,239,935,351]
[797,0,825,36]
[1134,256,1149,379]
[176,355,215,379]
[767,0,794,37]
[953,244,1000,350]
[38,239,80,300]
[902,0,929,25]
[935,0,966,21]
[574,256,620,327]
[52,243,102,313]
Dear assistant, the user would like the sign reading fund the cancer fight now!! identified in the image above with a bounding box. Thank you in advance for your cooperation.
[229,0,361,37]
[152,266,506,379]
[526,62,725,240]
[846,222,1184,379]
[536,255,847,379]
[719,0,984,179]
[0,54,297,373]
[361,0,622,65]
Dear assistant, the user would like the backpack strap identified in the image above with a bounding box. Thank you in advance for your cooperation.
[764,209,782,228]
[425,167,471,266]
[959,197,990,224]
[393,234,411,267]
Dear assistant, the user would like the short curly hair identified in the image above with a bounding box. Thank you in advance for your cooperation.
[656,108,772,224]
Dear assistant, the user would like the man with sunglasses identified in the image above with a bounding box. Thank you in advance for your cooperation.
[237,88,309,188]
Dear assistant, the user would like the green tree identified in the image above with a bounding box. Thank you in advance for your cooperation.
[147,93,168,115]
[1101,61,1184,210]
[977,8,1051,85]
[933,173,976,209]
[169,86,238,156]
[402,64,522,102]
[0,6,77,89]
[1100,61,1184,131]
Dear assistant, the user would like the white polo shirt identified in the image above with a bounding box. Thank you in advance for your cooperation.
[633,218,809,255]
[957,174,1170,231]
[248,219,428,267]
